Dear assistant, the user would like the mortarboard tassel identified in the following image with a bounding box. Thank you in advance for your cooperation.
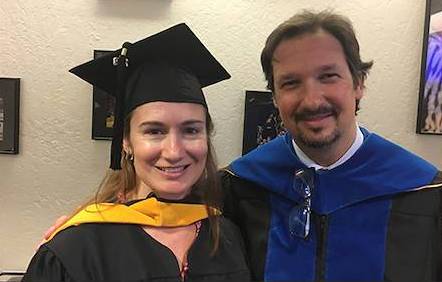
[110,42,132,170]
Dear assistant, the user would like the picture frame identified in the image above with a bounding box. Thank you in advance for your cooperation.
[242,90,286,155]
[417,0,442,134]
[0,78,20,154]
[0,270,25,281]
[92,50,115,140]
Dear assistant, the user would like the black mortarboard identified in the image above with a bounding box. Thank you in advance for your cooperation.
[69,23,230,170]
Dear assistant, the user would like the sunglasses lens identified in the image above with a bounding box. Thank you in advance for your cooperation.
[293,176,311,198]
[290,169,314,239]
[288,205,309,238]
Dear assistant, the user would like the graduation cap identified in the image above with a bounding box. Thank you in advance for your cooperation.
[70,23,230,170]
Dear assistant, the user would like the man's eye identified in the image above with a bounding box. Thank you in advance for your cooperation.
[144,128,164,135]
[320,73,339,81]
[280,80,299,89]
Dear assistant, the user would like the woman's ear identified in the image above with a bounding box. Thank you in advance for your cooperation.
[122,138,134,162]
[122,138,131,154]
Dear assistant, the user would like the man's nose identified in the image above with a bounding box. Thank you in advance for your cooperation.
[300,80,325,108]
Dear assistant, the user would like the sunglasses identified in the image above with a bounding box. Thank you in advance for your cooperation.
[288,168,315,239]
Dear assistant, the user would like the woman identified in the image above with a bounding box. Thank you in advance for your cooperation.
[23,24,250,282]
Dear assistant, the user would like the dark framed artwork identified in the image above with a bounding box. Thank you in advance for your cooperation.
[417,0,442,134]
[0,78,20,154]
[92,50,115,140]
[0,270,25,281]
[242,90,286,155]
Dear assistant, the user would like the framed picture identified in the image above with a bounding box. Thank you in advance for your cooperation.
[417,0,442,134]
[0,270,25,281]
[0,78,20,154]
[92,50,115,140]
[242,90,286,155]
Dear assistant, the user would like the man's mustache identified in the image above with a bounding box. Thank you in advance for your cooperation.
[293,105,337,121]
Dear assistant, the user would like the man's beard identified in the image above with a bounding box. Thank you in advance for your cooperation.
[293,105,341,149]
[297,126,341,148]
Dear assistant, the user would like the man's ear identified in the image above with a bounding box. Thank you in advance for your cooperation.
[272,93,279,109]
[354,78,364,99]
[355,84,364,100]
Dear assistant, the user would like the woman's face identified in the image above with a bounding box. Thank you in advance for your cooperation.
[124,102,208,200]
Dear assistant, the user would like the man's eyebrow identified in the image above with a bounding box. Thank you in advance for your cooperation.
[318,64,339,72]
[277,72,299,81]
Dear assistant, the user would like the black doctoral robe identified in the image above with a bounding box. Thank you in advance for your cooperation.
[222,128,442,281]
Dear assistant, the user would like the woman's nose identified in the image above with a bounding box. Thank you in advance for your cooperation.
[161,133,184,162]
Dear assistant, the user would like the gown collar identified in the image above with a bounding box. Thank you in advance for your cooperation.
[47,194,216,241]
[230,127,438,214]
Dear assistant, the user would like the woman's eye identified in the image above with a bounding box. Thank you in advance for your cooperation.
[184,127,201,135]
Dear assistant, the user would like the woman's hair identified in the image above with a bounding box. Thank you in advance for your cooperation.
[72,107,222,253]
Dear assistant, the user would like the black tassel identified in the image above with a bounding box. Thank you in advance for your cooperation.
[110,42,132,170]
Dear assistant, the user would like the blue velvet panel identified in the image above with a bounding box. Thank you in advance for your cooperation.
[265,194,316,281]
[264,194,391,281]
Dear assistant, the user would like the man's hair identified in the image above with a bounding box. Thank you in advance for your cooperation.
[261,10,373,111]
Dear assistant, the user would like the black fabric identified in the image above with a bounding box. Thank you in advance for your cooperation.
[220,170,270,282]
[69,23,230,99]
[385,178,441,281]
[127,191,206,206]
[124,63,205,115]
[221,169,442,282]
[385,171,442,281]
[23,219,250,282]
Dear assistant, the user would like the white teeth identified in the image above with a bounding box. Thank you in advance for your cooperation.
[158,166,185,173]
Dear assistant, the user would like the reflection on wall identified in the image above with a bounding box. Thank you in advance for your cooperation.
[421,6,442,134]
[242,90,286,155]
[423,31,442,133]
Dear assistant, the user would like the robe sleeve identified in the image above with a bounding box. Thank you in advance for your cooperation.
[22,245,73,282]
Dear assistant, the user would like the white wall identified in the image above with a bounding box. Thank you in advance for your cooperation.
[1,0,440,270]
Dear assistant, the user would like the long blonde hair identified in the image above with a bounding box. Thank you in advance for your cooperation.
[73,108,221,253]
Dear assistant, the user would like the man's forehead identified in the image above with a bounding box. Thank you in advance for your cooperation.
[273,63,342,80]
[271,32,347,71]
[274,31,343,56]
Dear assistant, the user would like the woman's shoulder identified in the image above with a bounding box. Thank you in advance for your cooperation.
[46,223,139,253]
[43,224,121,266]
[23,243,73,281]
[25,223,144,281]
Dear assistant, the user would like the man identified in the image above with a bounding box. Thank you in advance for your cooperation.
[222,10,442,281]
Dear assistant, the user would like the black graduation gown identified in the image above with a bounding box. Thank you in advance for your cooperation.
[23,218,250,282]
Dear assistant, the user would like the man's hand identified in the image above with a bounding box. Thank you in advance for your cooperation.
[35,215,69,251]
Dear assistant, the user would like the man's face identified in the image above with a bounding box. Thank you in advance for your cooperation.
[272,30,362,150]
